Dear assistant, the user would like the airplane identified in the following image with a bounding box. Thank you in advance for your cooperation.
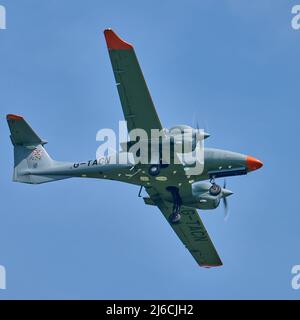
[6,29,263,268]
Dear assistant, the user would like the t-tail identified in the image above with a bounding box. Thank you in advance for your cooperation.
[7,114,70,184]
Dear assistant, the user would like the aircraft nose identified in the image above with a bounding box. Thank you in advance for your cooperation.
[246,156,263,172]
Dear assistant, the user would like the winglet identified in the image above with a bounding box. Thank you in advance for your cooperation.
[7,114,23,121]
[104,29,133,50]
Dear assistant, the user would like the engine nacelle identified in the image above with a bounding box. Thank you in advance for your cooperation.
[167,125,210,153]
[184,181,222,210]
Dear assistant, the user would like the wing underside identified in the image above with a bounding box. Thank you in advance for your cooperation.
[104,29,162,136]
[146,187,223,268]
[104,29,222,267]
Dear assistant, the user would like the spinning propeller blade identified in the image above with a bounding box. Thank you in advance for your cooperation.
[223,180,230,221]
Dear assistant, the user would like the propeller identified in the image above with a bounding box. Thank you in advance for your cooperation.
[192,114,210,150]
[222,180,230,221]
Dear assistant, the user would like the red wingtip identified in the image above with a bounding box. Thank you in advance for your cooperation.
[6,114,23,121]
[200,264,223,268]
[104,29,133,50]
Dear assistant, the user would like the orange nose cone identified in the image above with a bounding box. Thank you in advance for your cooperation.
[246,156,263,172]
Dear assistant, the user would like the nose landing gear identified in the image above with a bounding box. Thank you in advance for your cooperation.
[167,186,182,223]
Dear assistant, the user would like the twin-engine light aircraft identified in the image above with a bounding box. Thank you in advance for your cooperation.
[7,29,263,267]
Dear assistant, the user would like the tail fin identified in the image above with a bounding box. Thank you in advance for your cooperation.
[7,114,69,184]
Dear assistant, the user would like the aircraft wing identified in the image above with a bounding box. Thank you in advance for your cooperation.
[146,186,223,268]
[104,29,163,136]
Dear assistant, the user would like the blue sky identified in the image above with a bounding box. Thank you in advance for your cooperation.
[1,0,300,299]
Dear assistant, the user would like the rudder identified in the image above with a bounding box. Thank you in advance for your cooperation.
[7,114,68,184]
